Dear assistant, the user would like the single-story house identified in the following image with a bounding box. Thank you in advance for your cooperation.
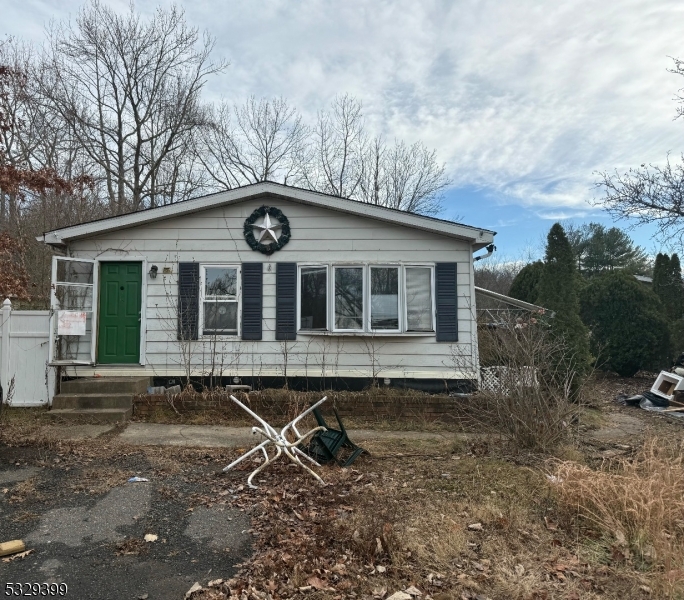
[39,182,496,392]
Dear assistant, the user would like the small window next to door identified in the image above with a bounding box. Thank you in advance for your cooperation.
[97,262,142,364]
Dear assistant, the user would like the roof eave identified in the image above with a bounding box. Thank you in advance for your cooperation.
[36,232,66,248]
[39,182,496,245]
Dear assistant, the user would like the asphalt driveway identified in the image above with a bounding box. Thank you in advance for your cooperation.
[0,446,251,600]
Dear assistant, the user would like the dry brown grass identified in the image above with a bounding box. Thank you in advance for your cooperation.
[8,478,45,504]
[11,510,40,523]
[70,468,129,495]
[114,537,148,556]
[553,437,684,597]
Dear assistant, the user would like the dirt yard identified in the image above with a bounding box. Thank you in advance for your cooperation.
[1,372,683,600]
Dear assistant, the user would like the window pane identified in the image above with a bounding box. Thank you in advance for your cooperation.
[371,267,399,330]
[56,260,93,284]
[203,301,237,333]
[301,267,327,329]
[205,268,237,297]
[54,284,94,310]
[406,267,433,331]
[335,267,363,330]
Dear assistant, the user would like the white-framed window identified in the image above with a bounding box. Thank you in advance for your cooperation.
[297,263,435,334]
[298,264,328,330]
[199,264,240,336]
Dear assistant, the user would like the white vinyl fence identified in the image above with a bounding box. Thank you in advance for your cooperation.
[0,299,55,407]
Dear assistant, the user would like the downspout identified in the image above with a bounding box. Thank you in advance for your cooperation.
[473,243,496,262]
[470,243,497,392]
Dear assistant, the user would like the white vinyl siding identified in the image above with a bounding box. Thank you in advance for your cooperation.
[65,196,478,380]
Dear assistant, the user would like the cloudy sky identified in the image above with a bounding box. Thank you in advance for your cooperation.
[3,0,684,258]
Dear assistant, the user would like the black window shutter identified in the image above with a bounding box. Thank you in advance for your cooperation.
[242,263,263,340]
[276,262,297,341]
[178,262,200,340]
[435,263,458,342]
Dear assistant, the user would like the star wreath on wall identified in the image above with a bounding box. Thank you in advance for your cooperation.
[243,205,291,255]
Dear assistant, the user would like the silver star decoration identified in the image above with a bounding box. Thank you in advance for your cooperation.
[253,213,282,244]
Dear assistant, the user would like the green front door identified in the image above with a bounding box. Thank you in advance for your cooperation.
[97,262,142,364]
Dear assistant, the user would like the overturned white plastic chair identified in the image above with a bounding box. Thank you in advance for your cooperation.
[222,395,328,488]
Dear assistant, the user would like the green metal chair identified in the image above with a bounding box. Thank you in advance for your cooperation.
[304,404,368,467]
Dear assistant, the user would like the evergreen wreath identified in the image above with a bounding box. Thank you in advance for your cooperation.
[243,205,291,255]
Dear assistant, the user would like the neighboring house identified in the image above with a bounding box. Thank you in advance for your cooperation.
[39,182,496,392]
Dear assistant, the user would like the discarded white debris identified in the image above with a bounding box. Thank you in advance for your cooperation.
[184,582,202,598]
[376,565,387,573]
[651,371,683,400]
[128,477,149,483]
[143,534,158,543]
[467,522,483,531]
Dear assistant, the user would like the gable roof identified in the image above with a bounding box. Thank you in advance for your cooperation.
[37,181,496,249]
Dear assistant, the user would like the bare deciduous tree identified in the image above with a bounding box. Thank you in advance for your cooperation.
[359,138,448,214]
[44,1,226,213]
[201,92,450,215]
[201,96,309,189]
[307,94,367,199]
[595,57,684,245]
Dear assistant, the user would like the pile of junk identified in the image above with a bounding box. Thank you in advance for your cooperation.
[618,353,684,418]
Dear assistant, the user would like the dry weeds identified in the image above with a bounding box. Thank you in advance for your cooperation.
[8,477,45,504]
[114,537,148,556]
[69,468,129,496]
[553,437,684,597]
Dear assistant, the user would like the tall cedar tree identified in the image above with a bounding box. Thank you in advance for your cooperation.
[536,223,591,385]
[580,272,670,376]
[652,253,669,309]
[508,261,544,304]
[669,254,684,320]
[653,253,684,321]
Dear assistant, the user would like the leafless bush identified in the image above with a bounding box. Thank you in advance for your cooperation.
[465,314,581,452]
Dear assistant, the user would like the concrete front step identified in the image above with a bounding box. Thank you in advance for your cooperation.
[48,408,132,423]
[52,393,134,410]
[60,376,151,395]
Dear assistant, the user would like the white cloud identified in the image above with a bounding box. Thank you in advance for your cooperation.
[3,0,684,212]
